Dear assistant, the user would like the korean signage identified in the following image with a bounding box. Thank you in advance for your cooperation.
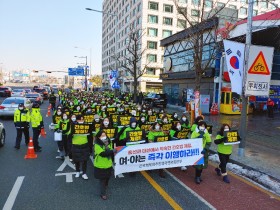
[245,45,274,96]
[72,124,92,135]
[83,114,94,124]
[224,130,240,145]
[126,130,146,145]
[114,139,204,176]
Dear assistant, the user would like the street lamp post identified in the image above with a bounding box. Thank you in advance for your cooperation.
[85,8,119,92]
[74,46,92,78]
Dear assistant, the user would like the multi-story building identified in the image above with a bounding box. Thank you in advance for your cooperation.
[101,0,279,93]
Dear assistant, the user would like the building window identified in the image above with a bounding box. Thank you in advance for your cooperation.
[205,0,213,8]
[148,15,158,23]
[164,4,173,13]
[137,16,141,25]
[178,0,187,3]
[137,3,141,12]
[178,7,187,14]
[191,9,200,17]
[177,19,186,28]
[147,41,157,49]
[260,1,268,8]
[253,10,258,16]
[240,7,247,15]
[147,54,157,63]
[149,2,158,10]
[146,68,156,75]
[217,2,225,7]
[228,5,237,9]
[163,17,173,25]
[162,30,172,38]
[240,0,248,3]
[148,28,158,37]
[192,0,200,6]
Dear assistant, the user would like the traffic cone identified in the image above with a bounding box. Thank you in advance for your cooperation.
[46,107,51,117]
[41,128,46,138]
[24,138,37,159]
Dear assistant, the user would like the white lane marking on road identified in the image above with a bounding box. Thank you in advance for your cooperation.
[164,170,217,210]
[57,156,75,171]
[3,176,25,210]
[55,172,77,183]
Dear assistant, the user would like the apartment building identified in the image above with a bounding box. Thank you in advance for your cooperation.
[102,0,279,93]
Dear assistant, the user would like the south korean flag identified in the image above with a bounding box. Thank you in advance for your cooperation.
[223,40,245,95]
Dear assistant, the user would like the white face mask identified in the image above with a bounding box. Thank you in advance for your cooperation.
[199,126,205,131]
[131,110,136,116]
[155,125,160,130]
[100,137,107,142]
[148,111,152,115]
[224,128,229,132]
[71,118,76,121]
[174,114,178,118]
[95,118,100,122]
[103,121,109,126]
[19,107,23,110]
[177,125,181,130]
[57,112,62,115]
[141,118,145,122]
[119,109,124,112]
[182,117,186,121]
[131,122,136,128]
[163,119,168,123]
[63,116,67,120]
[76,107,80,111]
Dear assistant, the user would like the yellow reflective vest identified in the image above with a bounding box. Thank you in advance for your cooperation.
[30,108,43,128]
[94,143,113,169]
[14,109,30,128]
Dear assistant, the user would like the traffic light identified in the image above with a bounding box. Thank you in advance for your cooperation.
[33,70,39,73]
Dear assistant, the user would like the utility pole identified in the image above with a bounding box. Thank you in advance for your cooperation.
[239,0,254,157]
[85,56,88,91]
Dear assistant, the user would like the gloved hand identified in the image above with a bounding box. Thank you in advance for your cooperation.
[201,149,206,155]
[198,131,204,138]
[221,137,227,142]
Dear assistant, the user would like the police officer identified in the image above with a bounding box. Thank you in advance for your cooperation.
[14,103,30,149]
[30,102,44,152]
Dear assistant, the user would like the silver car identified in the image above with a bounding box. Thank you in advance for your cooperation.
[0,122,5,147]
[11,89,26,97]
[0,97,32,117]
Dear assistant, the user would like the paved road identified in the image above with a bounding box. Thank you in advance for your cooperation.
[0,99,214,210]
[0,88,279,209]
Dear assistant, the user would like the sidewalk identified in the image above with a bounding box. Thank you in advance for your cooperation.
[166,104,280,194]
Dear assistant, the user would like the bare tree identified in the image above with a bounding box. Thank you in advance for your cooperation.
[173,0,235,91]
[112,26,150,102]
[90,75,102,87]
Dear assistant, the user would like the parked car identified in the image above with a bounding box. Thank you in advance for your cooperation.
[143,93,168,108]
[0,86,12,97]
[0,97,32,117]
[11,89,26,97]
[24,89,32,93]
[43,86,51,94]
[34,88,49,99]
[25,93,43,105]
[33,85,39,90]
[0,122,5,147]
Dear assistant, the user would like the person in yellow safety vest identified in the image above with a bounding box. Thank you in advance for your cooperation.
[191,121,212,184]
[214,124,235,184]
[30,102,44,152]
[70,115,91,180]
[14,103,30,149]
[94,130,116,200]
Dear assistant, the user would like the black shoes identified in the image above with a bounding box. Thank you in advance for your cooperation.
[14,146,20,150]
[35,148,42,152]
[195,177,201,184]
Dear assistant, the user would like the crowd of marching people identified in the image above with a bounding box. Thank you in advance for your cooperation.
[14,89,235,200]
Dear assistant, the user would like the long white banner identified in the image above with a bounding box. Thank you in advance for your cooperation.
[114,139,204,176]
